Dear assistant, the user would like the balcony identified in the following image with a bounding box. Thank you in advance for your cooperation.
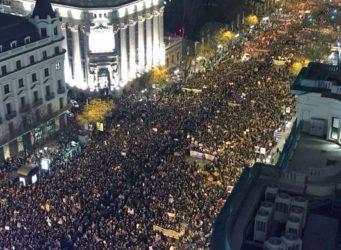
[45,92,55,101]
[32,98,43,108]
[19,104,31,113]
[57,87,66,94]
[6,111,17,121]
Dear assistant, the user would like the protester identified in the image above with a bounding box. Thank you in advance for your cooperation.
[0,1,336,249]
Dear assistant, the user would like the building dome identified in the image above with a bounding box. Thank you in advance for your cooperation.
[51,0,134,7]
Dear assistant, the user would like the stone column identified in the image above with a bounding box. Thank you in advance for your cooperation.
[128,19,136,79]
[158,7,165,65]
[120,23,128,84]
[152,10,160,66]
[71,26,85,89]
[137,16,145,72]
[61,25,72,85]
[145,14,153,70]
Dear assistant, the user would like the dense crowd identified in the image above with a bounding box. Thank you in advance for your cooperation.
[0,1,337,249]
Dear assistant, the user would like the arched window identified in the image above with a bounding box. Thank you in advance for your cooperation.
[10,41,17,48]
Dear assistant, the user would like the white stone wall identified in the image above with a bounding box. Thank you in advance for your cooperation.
[297,93,341,141]
[13,0,166,91]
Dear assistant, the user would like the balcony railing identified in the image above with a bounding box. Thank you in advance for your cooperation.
[5,111,17,121]
[19,104,31,113]
[57,87,66,94]
[32,98,43,108]
[45,92,55,101]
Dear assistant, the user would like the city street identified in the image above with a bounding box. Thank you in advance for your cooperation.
[0,0,339,249]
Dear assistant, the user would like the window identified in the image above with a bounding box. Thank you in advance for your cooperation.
[29,55,35,64]
[22,116,28,128]
[45,85,50,96]
[41,28,47,37]
[58,80,62,89]
[47,103,52,114]
[16,60,21,69]
[59,97,64,109]
[18,79,24,88]
[0,45,2,53]
[44,68,49,77]
[32,73,37,82]
[24,36,30,44]
[35,109,41,120]
[55,62,61,71]
[54,46,60,54]
[1,65,7,75]
[6,103,11,114]
[54,27,58,35]
[20,96,25,107]
[4,84,9,94]
[10,41,17,48]
[34,91,39,102]
[9,122,14,135]
[42,51,47,59]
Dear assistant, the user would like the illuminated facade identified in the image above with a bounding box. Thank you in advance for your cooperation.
[11,0,165,91]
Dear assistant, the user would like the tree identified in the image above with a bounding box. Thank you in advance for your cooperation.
[245,15,259,26]
[148,66,170,86]
[76,99,115,126]
[196,43,215,60]
[214,29,236,45]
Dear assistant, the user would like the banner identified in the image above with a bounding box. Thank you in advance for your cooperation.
[190,150,216,161]
[153,225,185,240]
[181,88,202,93]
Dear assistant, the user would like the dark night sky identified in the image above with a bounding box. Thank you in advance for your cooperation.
[164,0,251,39]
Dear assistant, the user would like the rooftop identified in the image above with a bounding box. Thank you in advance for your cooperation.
[291,62,341,94]
[288,134,341,173]
[51,0,136,7]
[211,128,341,250]
[32,0,56,19]
[0,13,40,52]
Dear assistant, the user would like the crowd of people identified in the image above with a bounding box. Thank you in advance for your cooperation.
[0,0,337,249]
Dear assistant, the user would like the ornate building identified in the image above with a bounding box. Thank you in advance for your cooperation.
[11,0,165,91]
[0,0,67,159]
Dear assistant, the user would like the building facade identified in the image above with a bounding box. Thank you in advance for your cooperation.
[164,34,183,70]
[291,61,341,143]
[0,0,67,160]
[10,0,165,92]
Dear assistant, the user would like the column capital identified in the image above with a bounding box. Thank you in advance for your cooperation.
[145,12,153,19]
[153,10,160,17]
[129,19,137,26]
[138,15,145,22]
[120,22,128,29]
[159,6,165,14]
